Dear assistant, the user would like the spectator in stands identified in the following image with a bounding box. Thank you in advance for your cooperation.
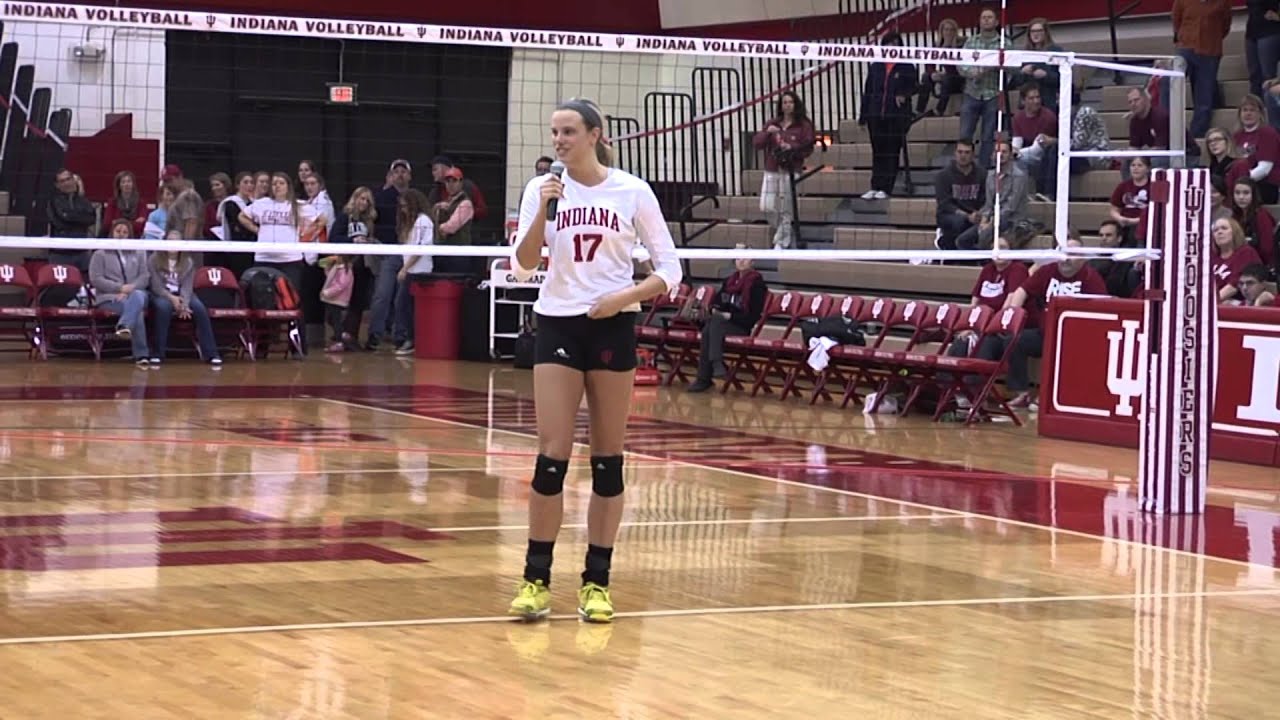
[1068,89,1112,175]
[916,18,965,117]
[167,179,204,239]
[432,167,476,274]
[956,138,1029,250]
[1247,2,1280,99]
[392,188,437,357]
[1012,19,1064,111]
[162,164,183,183]
[1090,220,1139,297]
[1231,177,1278,266]
[535,156,553,176]
[860,32,917,201]
[1212,217,1265,302]
[253,171,271,200]
[1238,263,1278,305]
[991,236,1107,408]
[300,173,335,242]
[89,218,151,366]
[753,91,816,248]
[240,172,313,355]
[204,173,231,240]
[1203,127,1239,182]
[1011,82,1058,198]
[47,168,96,270]
[958,7,1005,167]
[297,159,316,193]
[687,248,768,393]
[217,172,257,280]
[101,170,144,238]
[1173,0,1233,139]
[934,139,986,251]
[326,187,379,353]
[428,155,488,221]
[144,183,175,240]
[1230,94,1280,203]
[368,159,412,351]
[1210,175,1234,220]
[1110,156,1152,245]
[970,234,1029,311]
[148,235,223,366]
[1126,87,1171,174]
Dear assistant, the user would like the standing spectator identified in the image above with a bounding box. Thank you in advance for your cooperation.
[1173,0,1232,139]
[752,91,816,248]
[101,170,145,238]
[916,18,965,117]
[956,139,1029,250]
[148,236,223,366]
[427,155,488,221]
[300,173,335,242]
[1230,94,1280,203]
[368,159,412,351]
[859,32,917,201]
[240,172,313,354]
[144,183,175,240]
[1012,19,1065,111]
[1011,82,1058,198]
[204,173,231,240]
[1247,0,1280,98]
[958,7,1005,167]
[1231,177,1278,267]
[687,249,768,393]
[1109,156,1153,245]
[934,140,986,251]
[166,179,203,239]
[253,171,271,200]
[1203,127,1239,182]
[534,156,553,176]
[327,186,379,352]
[1212,217,1265,303]
[297,159,316,194]
[47,168,96,270]
[393,189,436,357]
[217,172,257,280]
[89,218,151,365]
[432,167,476,275]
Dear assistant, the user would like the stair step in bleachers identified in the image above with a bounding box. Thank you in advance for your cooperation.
[840,114,959,143]
[742,169,872,196]
[825,142,942,170]
[1101,79,1250,112]
[832,226,1058,251]
[669,222,771,248]
[694,196,842,223]
[0,191,9,216]
[1100,106,1237,141]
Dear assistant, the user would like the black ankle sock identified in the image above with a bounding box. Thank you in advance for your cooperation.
[524,539,555,586]
[582,544,613,587]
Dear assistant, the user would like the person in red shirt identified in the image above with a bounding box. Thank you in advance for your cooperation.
[982,237,1108,407]
[1110,156,1152,244]
[970,235,1030,311]
[1212,216,1266,303]
[1011,82,1058,197]
[1230,177,1277,266]
[753,91,817,248]
[1228,94,1280,203]
[100,170,146,238]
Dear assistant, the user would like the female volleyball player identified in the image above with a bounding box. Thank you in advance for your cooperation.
[507,98,682,623]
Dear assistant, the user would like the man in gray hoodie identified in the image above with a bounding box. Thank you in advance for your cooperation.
[955,138,1030,251]
[88,220,151,363]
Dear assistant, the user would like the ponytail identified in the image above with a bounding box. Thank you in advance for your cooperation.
[595,141,614,168]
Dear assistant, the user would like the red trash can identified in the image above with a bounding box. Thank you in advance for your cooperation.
[410,279,465,359]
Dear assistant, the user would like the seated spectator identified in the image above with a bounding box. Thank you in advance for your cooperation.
[1089,220,1140,297]
[1210,175,1234,220]
[986,236,1108,408]
[1011,82,1058,198]
[432,167,476,274]
[956,138,1029,250]
[47,167,96,270]
[144,182,175,240]
[89,218,151,365]
[1212,217,1265,303]
[1230,177,1277,266]
[1238,263,1278,305]
[101,170,145,238]
[1068,89,1111,175]
[1110,156,1153,244]
[1230,94,1280,203]
[970,234,1029,310]
[1203,127,1238,182]
[148,236,223,366]
[687,249,768,393]
[1126,87,1170,172]
[935,140,986,250]
[204,173,231,240]
[1173,0,1233,139]
[754,91,817,247]
[916,18,965,117]
[1012,19,1064,111]
[859,32,917,200]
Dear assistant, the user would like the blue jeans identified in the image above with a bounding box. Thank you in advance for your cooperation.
[960,94,999,168]
[1247,34,1280,98]
[395,274,414,343]
[150,294,219,361]
[98,289,149,358]
[1177,49,1221,139]
[1018,149,1059,197]
[367,255,406,346]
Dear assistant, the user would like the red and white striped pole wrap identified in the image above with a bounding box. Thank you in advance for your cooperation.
[1138,168,1216,515]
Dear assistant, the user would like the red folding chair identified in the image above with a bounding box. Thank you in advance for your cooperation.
[932,306,1028,426]
[195,266,255,360]
[720,289,802,394]
[779,294,857,401]
[661,283,716,386]
[34,264,99,360]
[0,264,38,357]
[739,292,834,397]
[865,302,960,414]
[811,296,896,406]
[896,304,989,417]
[636,281,689,371]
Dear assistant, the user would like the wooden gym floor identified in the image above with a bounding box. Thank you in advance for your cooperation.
[0,356,1276,718]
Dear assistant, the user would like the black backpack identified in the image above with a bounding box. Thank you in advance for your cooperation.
[240,266,299,311]
[800,316,865,347]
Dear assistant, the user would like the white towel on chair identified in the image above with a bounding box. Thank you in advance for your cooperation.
[807,336,839,371]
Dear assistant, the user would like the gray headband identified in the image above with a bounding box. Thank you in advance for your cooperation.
[558,99,603,130]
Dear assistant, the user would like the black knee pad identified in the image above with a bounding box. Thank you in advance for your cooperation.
[591,455,625,497]
[531,454,568,496]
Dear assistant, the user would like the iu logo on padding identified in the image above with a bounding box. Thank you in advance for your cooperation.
[1105,319,1146,417]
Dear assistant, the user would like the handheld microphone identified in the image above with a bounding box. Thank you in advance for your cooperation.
[547,160,566,220]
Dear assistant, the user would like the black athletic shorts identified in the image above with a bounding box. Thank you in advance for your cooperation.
[534,312,638,372]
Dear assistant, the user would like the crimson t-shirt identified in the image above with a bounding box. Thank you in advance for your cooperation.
[971,261,1030,311]
[1232,125,1280,186]
[1019,263,1108,329]
[1012,108,1058,148]
[1212,245,1264,290]
[1110,178,1151,238]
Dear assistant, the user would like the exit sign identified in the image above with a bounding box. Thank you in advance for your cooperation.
[327,83,358,105]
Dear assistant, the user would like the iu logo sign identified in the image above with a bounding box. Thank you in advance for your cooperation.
[0,265,12,283]
[205,268,223,285]
[52,265,68,283]
[1105,319,1146,417]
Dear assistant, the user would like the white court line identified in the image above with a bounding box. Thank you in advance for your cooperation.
[326,398,1280,573]
[2,587,1277,647]
[430,513,959,533]
[0,467,488,483]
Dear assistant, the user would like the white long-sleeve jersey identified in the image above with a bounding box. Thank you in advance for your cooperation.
[511,167,682,317]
